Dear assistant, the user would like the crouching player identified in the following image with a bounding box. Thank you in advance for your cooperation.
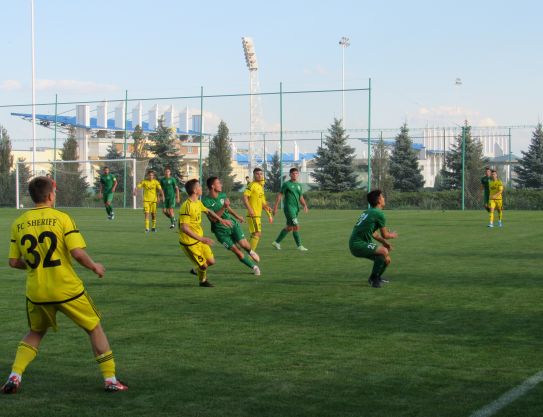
[349,190,398,288]
[179,179,232,287]
[203,176,261,276]
[3,176,127,393]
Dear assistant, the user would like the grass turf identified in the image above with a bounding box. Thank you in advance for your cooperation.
[0,208,542,417]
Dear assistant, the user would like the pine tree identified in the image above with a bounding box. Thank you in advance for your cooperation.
[514,123,543,188]
[0,125,15,206]
[131,125,147,159]
[55,127,89,207]
[202,121,238,192]
[311,118,358,191]
[370,135,393,196]
[146,117,183,179]
[389,123,425,191]
[94,142,131,193]
[265,151,282,192]
[440,123,487,207]
[16,157,32,204]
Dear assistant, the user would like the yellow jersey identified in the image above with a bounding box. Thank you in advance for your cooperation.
[137,179,162,202]
[244,180,268,217]
[9,207,87,303]
[489,179,504,200]
[179,199,208,245]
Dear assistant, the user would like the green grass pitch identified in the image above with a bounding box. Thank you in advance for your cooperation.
[0,208,542,417]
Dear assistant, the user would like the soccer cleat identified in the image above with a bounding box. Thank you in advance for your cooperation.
[189,269,198,276]
[199,280,214,287]
[297,245,308,251]
[249,250,260,263]
[272,241,281,250]
[111,213,115,220]
[253,265,261,276]
[145,229,150,233]
[151,228,157,232]
[368,276,382,288]
[169,224,175,229]
[2,375,21,394]
[487,223,494,228]
[379,276,390,283]
[498,220,503,227]
[104,379,128,392]
[107,215,112,220]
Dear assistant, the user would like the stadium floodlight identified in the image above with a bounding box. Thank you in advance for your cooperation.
[31,0,37,174]
[339,36,350,128]
[242,37,258,71]
[241,37,260,173]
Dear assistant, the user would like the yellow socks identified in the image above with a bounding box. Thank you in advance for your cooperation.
[12,342,38,375]
[250,235,260,250]
[145,219,150,230]
[95,350,116,379]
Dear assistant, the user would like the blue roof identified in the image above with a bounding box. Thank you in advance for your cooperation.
[235,152,316,164]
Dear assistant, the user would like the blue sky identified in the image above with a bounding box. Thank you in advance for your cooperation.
[1,0,541,152]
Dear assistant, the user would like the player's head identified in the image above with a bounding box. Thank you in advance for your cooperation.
[253,167,264,182]
[185,178,201,196]
[146,170,155,180]
[367,189,384,208]
[164,167,171,177]
[206,176,222,192]
[289,167,299,181]
[485,166,491,176]
[103,166,110,174]
[28,176,55,205]
[491,169,498,180]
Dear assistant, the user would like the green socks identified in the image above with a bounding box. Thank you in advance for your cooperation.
[293,231,302,247]
[372,255,386,277]
[240,255,256,269]
[275,229,289,243]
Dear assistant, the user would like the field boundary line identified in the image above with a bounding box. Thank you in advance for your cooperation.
[468,370,543,417]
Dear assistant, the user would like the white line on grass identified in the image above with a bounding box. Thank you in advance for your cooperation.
[468,370,543,417]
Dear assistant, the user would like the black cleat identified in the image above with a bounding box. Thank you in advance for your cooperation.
[2,376,20,394]
[189,269,198,276]
[199,280,214,287]
[151,228,157,232]
[368,276,382,288]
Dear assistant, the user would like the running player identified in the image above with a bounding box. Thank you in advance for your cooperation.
[481,167,492,212]
[133,170,165,232]
[243,167,273,250]
[98,167,117,220]
[3,176,127,394]
[159,167,180,229]
[179,179,232,287]
[349,189,398,288]
[203,176,261,276]
[272,167,309,251]
[488,169,504,228]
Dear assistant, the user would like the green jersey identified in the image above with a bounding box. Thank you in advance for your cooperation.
[481,176,491,199]
[160,176,178,198]
[281,180,303,213]
[100,173,116,194]
[201,192,236,232]
[349,207,386,246]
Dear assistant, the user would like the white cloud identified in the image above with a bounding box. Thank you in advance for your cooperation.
[417,105,480,118]
[36,79,120,94]
[0,79,22,91]
[478,117,497,127]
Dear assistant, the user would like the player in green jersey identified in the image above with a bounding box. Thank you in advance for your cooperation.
[272,167,309,251]
[159,167,181,229]
[481,166,491,212]
[98,167,117,220]
[349,189,398,288]
[202,177,261,276]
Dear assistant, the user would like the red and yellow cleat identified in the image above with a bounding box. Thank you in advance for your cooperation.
[104,379,128,392]
[2,376,21,394]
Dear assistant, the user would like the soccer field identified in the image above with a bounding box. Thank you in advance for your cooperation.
[1,208,542,417]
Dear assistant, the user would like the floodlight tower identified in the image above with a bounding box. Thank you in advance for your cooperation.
[339,36,350,128]
[242,37,260,172]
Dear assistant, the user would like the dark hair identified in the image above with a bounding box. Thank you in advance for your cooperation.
[485,166,491,170]
[185,179,200,195]
[103,166,109,170]
[367,189,382,207]
[253,167,263,174]
[29,176,54,204]
[164,166,171,172]
[491,169,497,174]
[206,176,218,190]
[289,167,299,174]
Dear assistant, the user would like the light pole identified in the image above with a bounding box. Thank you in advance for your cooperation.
[242,37,258,173]
[31,0,37,175]
[339,36,350,128]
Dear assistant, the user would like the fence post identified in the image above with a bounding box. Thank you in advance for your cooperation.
[199,86,204,183]
[367,78,372,196]
[508,127,512,187]
[461,125,466,211]
[123,89,128,208]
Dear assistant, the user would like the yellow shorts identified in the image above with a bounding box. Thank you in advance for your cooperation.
[180,242,214,268]
[489,199,503,210]
[26,291,101,332]
[143,201,157,214]
[246,216,262,234]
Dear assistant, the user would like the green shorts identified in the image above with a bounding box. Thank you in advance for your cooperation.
[483,193,490,207]
[214,222,246,250]
[349,241,378,259]
[284,210,299,227]
[103,192,114,204]
[163,196,176,209]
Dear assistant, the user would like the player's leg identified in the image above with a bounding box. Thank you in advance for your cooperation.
[183,243,214,287]
[103,194,113,218]
[168,206,176,228]
[143,202,150,231]
[232,222,260,263]
[291,220,307,251]
[247,216,262,250]
[488,200,496,227]
[151,203,157,231]
[273,213,293,249]
[497,200,503,226]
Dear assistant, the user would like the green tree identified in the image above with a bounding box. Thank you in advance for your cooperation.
[131,125,147,159]
[389,123,425,191]
[202,121,237,192]
[265,151,282,192]
[514,123,543,189]
[440,123,487,207]
[55,127,89,207]
[0,125,15,206]
[370,135,393,196]
[93,142,131,193]
[311,118,358,191]
[17,157,32,205]
[146,118,183,179]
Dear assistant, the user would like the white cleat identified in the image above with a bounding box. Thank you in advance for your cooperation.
[272,241,281,250]
[498,221,503,227]
[297,245,309,251]
[249,250,260,263]
[487,223,494,228]
[253,265,261,276]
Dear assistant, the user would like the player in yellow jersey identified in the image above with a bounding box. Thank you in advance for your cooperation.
[133,170,165,232]
[3,176,127,394]
[179,179,232,287]
[242,167,273,250]
[488,169,504,228]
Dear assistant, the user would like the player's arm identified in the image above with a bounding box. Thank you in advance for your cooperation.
[181,223,214,245]
[159,185,165,202]
[8,258,27,270]
[273,192,283,216]
[133,182,142,196]
[70,248,105,278]
[175,183,180,204]
[242,193,255,217]
[300,195,309,213]
[374,228,398,250]
[112,177,118,193]
[207,208,232,227]
[225,200,244,223]
[491,185,504,200]
[98,180,103,198]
